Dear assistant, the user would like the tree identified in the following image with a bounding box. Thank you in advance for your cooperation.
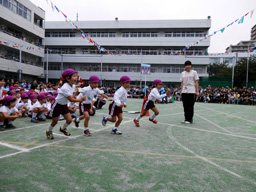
[207,62,232,78]
[234,56,256,87]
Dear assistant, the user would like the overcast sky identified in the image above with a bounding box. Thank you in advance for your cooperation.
[30,0,256,53]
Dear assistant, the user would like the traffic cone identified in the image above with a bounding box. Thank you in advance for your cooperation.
[141,96,150,116]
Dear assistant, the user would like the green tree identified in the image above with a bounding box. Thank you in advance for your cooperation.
[207,62,232,78]
[234,56,256,87]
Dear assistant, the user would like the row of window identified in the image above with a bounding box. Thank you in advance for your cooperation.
[0,0,31,21]
[48,63,205,74]
[47,48,205,55]
[45,31,207,38]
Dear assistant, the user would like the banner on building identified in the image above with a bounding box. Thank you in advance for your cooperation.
[141,63,151,75]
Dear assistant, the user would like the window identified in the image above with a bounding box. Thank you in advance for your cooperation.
[45,32,51,37]
[109,32,116,37]
[151,32,158,37]
[130,32,137,37]
[165,32,172,37]
[122,32,129,37]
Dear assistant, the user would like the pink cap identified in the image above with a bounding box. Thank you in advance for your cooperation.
[29,95,37,100]
[21,94,29,99]
[89,75,100,83]
[3,96,16,103]
[52,92,58,96]
[62,68,77,78]
[37,94,46,100]
[9,91,17,95]
[49,96,56,100]
[120,76,131,83]
[153,79,163,85]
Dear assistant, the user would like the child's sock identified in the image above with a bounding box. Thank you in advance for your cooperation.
[136,115,141,121]
[32,113,37,119]
[48,125,53,132]
[76,117,80,122]
[0,122,4,126]
[8,121,13,125]
[62,122,69,130]
[84,127,88,131]
[113,126,118,130]
[150,113,156,120]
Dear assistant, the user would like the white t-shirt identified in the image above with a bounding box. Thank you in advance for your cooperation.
[31,101,47,110]
[78,85,103,104]
[113,86,127,106]
[148,88,167,102]
[68,102,78,109]
[56,83,75,105]
[180,70,199,94]
[0,87,3,99]
[0,106,18,115]
[16,101,30,110]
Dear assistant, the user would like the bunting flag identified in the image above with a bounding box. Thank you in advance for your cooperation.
[43,1,255,56]
[183,8,255,51]
[238,16,244,24]
[250,9,255,18]
[0,39,44,51]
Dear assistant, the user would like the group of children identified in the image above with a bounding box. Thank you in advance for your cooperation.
[0,69,170,139]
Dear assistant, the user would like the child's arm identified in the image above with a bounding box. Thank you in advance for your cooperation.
[100,93,112,101]
[67,95,86,103]
[2,112,20,120]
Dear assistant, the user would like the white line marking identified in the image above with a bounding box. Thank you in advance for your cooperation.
[0,122,49,134]
[198,104,256,124]
[195,113,232,133]
[156,121,256,141]
[0,119,133,159]
[0,142,29,152]
[167,129,242,178]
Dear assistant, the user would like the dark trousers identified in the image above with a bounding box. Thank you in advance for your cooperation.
[182,93,196,123]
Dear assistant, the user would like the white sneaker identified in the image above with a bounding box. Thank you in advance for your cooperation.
[111,129,122,135]
[181,120,191,124]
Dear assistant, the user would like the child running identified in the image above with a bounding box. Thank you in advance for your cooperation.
[133,79,170,127]
[74,75,112,136]
[46,69,86,140]
[102,76,131,135]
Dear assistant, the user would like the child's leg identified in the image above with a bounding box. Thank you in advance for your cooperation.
[115,113,123,128]
[150,107,159,120]
[135,109,148,121]
[31,108,39,119]
[107,115,116,122]
[83,111,90,128]
[0,113,5,127]
[49,117,58,130]
[62,113,72,130]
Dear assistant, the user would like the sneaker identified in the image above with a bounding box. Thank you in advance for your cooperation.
[59,115,64,120]
[181,120,191,124]
[5,124,16,128]
[111,129,122,135]
[46,130,54,140]
[133,119,140,127]
[149,118,157,124]
[0,125,5,131]
[74,118,80,128]
[37,117,46,121]
[102,115,108,126]
[84,129,92,136]
[59,127,71,136]
[31,118,39,123]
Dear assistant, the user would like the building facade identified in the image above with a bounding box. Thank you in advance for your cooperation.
[251,24,256,40]
[0,0,45,81]
[226,40,256,53]
[44,19,211,86]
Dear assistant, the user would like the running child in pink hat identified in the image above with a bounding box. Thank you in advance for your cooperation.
[133,79,170,127]
[102,76,131,135]
[74,75,112,136]
[46,69,86,139]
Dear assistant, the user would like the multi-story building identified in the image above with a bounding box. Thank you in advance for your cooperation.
[226,40,256,53]
[0,0,45,81]
[251,24,256,40]
[44,18,211,86]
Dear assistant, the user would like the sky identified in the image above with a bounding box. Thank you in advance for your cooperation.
[30,0,256,53]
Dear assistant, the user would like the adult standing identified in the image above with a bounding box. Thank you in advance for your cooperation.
[180,60,199,124]
[30,80,38,90]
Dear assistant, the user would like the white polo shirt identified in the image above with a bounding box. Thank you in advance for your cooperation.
[148,88,167,102]
[78,85,103,104]
[180,70,199,94]
[0,106,18,115]
[113,86,127,106]
[56,83,75,105]
[31,101,47,110]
